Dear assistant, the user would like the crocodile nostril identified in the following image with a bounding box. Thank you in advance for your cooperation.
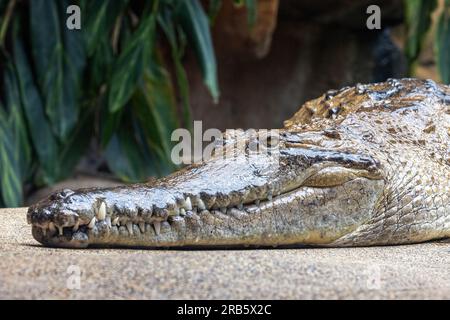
[49,193,58,201]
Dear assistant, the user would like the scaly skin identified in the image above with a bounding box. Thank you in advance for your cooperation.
[27,79,450,248]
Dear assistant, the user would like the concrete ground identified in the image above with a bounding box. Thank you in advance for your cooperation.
[1,208,450,299]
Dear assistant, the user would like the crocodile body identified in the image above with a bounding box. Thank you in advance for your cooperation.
[28,79,450,248]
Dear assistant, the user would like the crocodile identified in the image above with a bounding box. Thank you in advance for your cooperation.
[27,78,450,248]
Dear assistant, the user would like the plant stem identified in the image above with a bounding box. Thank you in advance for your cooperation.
[0,0,17,48]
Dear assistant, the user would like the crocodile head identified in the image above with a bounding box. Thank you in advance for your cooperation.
[27,129,385,248]
[27,78,450,248]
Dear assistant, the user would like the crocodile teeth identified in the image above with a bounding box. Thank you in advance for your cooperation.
[57,225,63,236]
[153,221,161,235]
[97,202,106,221]
[220,207,227,213]
[197,199,206,210]
[72,221,80,232]
[179,208,186,216]
[267,194,272,201]
[139,222,145,233]
[126,222,133,235]
[238,203,244,210]
[42,228,47,236]
[255,200,260,206]
[229,208,245,219]
[112,217,119,226]
[88,217,96,229]
[185,197,192,210]
[105,216,111,228]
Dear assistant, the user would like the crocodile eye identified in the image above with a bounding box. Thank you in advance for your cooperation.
[60,189,74,198]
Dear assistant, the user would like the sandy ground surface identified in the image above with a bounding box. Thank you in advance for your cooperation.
[1,208,450,299]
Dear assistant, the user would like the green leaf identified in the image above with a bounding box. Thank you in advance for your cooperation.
[82,0,129,56]
[176,0,219,102]
[0,0,16,47]
[90,36,114,90]
[170,40,192,131]
[13,39,59,184]
[245,0,257,27]
[0,104,22,207]
[4,62,32,180]
[111,58,181,181]
[132,61,179,175]
[435,1,450,83]
[404,0,437,69]
[105,109,158,182]
[207,0,222,25]
[58,110,93,179]
[158,8,192,131]
[107,2,158,113]
[30,0,86,141]
[101,95,123,147]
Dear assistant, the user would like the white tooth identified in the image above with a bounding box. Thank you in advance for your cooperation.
[49,222,56,232]
[255,199,260,206]
[229,208,245,219]
[185,197,192,210]
[126,222,133,235]
[139,222,145,233]
[220,207,227,213]
[179,208,186,216]
[268,194,272,201]
[105,216,111,228]
[197,199,206,210]
[153,221,161,235]
[238,203,244,210]
[112,217,119,226]
[97,202,106,220]
[57,226,63,236]
[72,221,80,232]
[42,228,47,236]
[88,217,96,229]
